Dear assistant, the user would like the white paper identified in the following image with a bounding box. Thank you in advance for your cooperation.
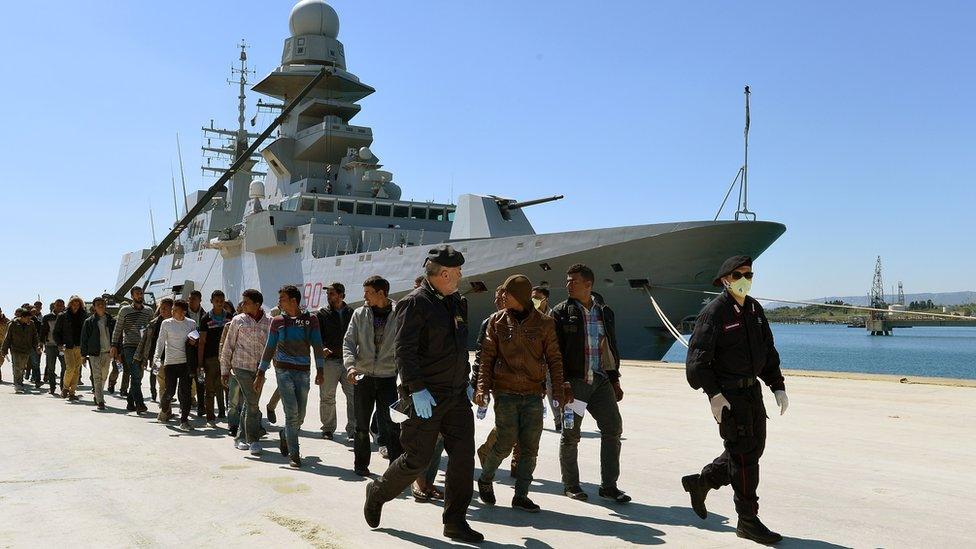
[187,330,200,340]
[566,399,587,417]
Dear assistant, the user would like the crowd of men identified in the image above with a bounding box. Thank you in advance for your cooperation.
[0,247,788,545]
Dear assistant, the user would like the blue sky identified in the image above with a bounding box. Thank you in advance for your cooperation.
[0,0,972,313]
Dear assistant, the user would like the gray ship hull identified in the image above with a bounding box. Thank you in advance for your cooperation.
[117,219,784,360]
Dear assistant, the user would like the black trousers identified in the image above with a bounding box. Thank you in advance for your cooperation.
[700,383,767,517]
[162,363,193,422]
[353,376,402,470]
[374,390,474,526]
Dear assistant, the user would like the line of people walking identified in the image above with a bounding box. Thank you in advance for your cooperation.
[0,249,788,545]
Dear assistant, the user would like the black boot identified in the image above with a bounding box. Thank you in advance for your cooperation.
[443,522,484,544]
[736,516,783,544]
[682,474,710,519]
[364,481,383,528]
[477,480,496,505]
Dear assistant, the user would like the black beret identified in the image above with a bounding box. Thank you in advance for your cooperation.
[425,244,465,268]
[712,255,753,287]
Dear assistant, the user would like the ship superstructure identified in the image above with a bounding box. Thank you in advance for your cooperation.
[116,0,785,359]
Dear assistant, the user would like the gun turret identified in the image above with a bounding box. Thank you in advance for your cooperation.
[492,195,563,221]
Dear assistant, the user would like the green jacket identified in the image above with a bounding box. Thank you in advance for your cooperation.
[1,320,40,356]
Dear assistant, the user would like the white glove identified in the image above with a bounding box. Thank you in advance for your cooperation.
[774,390,789,415]
[709,393,731,423]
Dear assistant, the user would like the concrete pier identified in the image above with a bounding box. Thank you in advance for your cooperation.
[0,361,972,548]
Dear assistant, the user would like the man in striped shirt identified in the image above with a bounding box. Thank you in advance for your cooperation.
[254,285,327,468]
[112,286,154,414]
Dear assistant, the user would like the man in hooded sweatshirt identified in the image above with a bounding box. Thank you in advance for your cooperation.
[1,308,40,393]
[474,274,569,513]
[53,295,88,400]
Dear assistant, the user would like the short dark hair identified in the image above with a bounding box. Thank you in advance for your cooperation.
[189,290,202,299]
[173,299,188,312]
[363,275,390,296]
[130,286,143,294]
[325,282,345,296]
[92,297,106,306]
[279,285,302,303]
[54,299,64,305]
[242,289,263,306]
[566,263,595,283]
[211,290,225,299]
[531,286,550,298]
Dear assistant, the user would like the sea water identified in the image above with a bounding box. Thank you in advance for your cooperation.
[662,324,976,379]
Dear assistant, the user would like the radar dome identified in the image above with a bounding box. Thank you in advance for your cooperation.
[358,146,373,160]
[289,0,340,38]
[248,180,266,199]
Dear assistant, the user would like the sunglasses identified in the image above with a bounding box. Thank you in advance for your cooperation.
[730,271,754,280]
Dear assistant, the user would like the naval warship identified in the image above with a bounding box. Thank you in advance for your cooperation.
[114,0,785,359]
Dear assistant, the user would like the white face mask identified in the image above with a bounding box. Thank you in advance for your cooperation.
[726,277,752,299]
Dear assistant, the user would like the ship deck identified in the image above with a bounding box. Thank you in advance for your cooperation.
[0,360,971,548]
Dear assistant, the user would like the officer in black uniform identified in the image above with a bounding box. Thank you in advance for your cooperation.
[364,245,484,544]
[681,255,789,545]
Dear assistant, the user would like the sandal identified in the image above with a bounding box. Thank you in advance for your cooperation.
[427,487,444,500]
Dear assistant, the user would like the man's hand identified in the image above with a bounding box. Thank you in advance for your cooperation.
[561,381,574,404]
[473,391,488,408]
[221,374,230,388]
[110,347,118,360]
[709,393,731,423]
[253,371,266,393]
[774,390,789,416]
[314,371,324,386]
[322,347,333,359]
[346,368,360,384]
[411,389,437,419]
[612,380,624,402]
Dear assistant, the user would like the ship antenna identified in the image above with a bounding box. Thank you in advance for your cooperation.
[735,85,756,221]
[170,162,180,223]
[229,39,254,159]
[149,200,158,246]
[176,133,189,214]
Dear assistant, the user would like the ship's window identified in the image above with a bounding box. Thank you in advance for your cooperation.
[539,263,552,271]
[375,204,391,217]
[297,37,305,46]
[300,197,315,211]
[296,47,305,55]
[282,197,299,211]
[447,208,456,222]
[317,198,335,213]
[338,201,354,214]
[393,205,409,218]
[611,263,624,273]
[410,206,428,220]
[356,202,373,215]
[430,208,446,221]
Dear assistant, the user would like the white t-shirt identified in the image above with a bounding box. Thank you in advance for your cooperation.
[154,317,196,366]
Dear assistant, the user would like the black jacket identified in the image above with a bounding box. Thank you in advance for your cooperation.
[80,313,116,357]
[53,309,88,349]
[394,279,470,399]
[685,291,785,397]
[316,303,352,359]
[40,313,58,344]
[551,297,621,382]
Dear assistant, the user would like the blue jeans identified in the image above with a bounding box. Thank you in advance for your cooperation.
[275,368,310,456]
[28,351,41,384]
[44,344,63,391]
[124,346,144,407]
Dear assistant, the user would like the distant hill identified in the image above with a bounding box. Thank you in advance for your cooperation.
[767,291,976,309]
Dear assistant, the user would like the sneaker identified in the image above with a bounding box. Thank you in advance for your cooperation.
[266,405,277,424]
[97,402,106,411]
[249,442,262,456]
[289,454,302,468]
[477,480,496,506]
[278,431,289,456]
[179,421,193,431]
[443,522,484,544]
[598,486,632,503]
[512,495,541,513]
[136,405,148,414]
[322,432,334,440]
[378,446,389,459]
[564,486,588,501]
[206,421,218,429]
[236,440,250,450]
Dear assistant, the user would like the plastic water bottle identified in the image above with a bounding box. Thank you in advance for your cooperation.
[115,361,123,372]
[542,404,548,419]
[197,368,206,383]
[563,409,575,430]
[476,406,488,420]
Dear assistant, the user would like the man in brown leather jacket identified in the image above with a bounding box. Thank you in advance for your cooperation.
[474,274,571,513]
